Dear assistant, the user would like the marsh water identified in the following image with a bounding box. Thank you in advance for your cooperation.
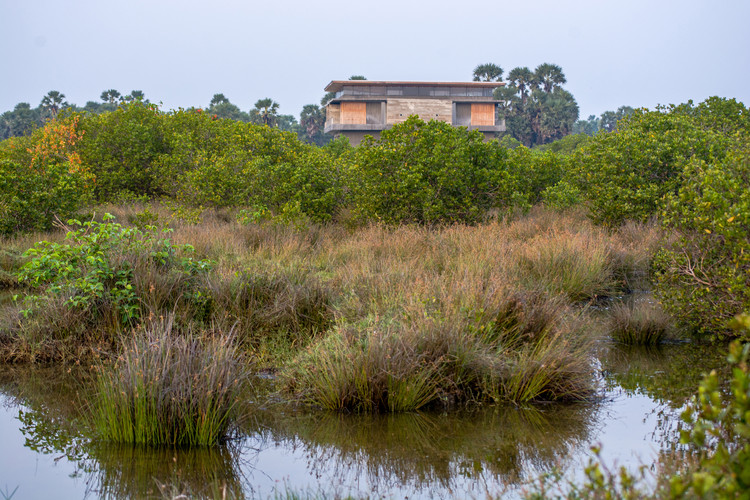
[0,343,728,499]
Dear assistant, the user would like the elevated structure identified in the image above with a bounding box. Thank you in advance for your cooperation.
[323,80,505,145]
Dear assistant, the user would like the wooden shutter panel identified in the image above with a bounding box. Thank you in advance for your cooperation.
[470,103,495,126]
[341,102,367,124]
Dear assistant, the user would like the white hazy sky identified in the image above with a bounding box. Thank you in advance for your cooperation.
[1,0,748,120]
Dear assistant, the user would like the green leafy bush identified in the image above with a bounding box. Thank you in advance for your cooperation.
[654,138,750,338]
[160,109,342,223]
[0,115,94,234]
[78,102,167,200]
[18,214,211,325]
[347,116,514,224]
[571,105,731,226]
[541,179,582,210]
[510,148,567,208]
[670,334,750,497]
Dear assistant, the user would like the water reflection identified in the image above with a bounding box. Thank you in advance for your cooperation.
[247,402,598,497]
[601,342,729,407]
[84,442,246,499]
[0,342,728,499]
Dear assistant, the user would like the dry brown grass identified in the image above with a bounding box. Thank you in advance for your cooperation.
[1,204,665,409]
[609,297,674,345]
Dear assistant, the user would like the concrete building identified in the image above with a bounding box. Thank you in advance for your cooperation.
[323,80,506,146]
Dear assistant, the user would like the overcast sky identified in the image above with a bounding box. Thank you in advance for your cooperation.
[2,0,749,120]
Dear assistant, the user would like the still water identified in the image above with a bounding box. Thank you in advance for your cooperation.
[0,343,727,499]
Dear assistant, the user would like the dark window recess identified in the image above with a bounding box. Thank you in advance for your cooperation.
[454,103,471,126]
[366,102,384,124]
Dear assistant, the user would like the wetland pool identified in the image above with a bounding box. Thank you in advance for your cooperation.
[0,342,728,499]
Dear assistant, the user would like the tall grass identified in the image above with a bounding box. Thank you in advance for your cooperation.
[514,230,614,301]
[3,205,663,412]
[91,317,246,446]
[281,290,595,411]
[609,299,673,346]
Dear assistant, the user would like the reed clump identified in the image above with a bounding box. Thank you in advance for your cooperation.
[91,317,246,446]
[609,299,673,346]
[281,289,595,411]
[514,229,615,301]
[206,267,332,347]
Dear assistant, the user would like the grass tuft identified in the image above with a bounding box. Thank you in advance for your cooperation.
[281,294,595,411]
[609,299,673,346]
[91,316,246,446]
[515,230,615,301]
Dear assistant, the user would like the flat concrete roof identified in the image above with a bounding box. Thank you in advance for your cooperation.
[324,81,505,92]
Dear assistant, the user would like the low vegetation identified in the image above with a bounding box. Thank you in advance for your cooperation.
[0,93,747,485]
[1,206,659,413]
[91,316,246,446]
[608,299,673,346]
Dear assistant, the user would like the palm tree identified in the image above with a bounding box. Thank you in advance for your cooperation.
[40,90,67,116]
[100,89,121,104]
[472,63,503,82]
[252,98,280,127]
[210,93,229,106]
[534,63,566,93]
[507,67,537,104]
[128,90,145,101]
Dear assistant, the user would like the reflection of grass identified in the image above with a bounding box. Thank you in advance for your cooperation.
[87,441,246,500]
[0,365,250,499]
[253,402,597,491]
[0,485,18,500]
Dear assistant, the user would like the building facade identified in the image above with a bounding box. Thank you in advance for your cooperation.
[323,81,506,146]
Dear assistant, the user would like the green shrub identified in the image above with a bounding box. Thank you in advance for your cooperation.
[670,333,750,497]
[571,104,731,226]
[92,317,246,446]
[159,109,342,223]
[78,102,167,201]
[347,116,515,224]
[541,179,582,210]
[655,139,750,338]
[17,214,211,326]
[238,149,343,224]
[509,148,567,208]
[0,115,94,234]
[533,133,591,154]
[672,96,750,136]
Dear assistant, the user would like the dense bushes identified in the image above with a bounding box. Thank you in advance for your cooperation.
[79,102,167,200]
[0,107,569,230]
[559,97,749,338]
[347,117,512,224]
[158,108,343,222]
[12,215,211,349]
[0,115,94,234]
[654,139,750,337]
[570,106,731,226]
